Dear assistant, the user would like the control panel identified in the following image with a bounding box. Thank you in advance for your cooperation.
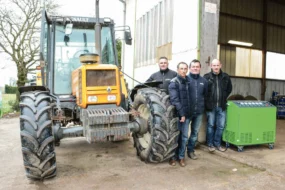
[231,101,274,108]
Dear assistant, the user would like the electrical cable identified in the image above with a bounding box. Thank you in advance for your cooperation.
[120,70,153,88]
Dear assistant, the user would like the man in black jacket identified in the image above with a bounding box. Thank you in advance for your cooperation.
[146,56,177,92]
[186,59,208,160]
[204,59,232,152]
[168,62,191,167]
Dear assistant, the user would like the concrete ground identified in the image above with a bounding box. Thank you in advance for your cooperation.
[0,117,284,190]
[201,119,285,178]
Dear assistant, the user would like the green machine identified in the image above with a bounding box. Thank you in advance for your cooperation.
[223,101,276,152]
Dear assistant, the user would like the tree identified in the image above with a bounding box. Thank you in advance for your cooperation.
[116,39,122,66]
[0,0,58,88]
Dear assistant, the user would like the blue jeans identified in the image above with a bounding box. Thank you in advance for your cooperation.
[175,117,190,160]
[187,113,203,153]
[206,107,226,147]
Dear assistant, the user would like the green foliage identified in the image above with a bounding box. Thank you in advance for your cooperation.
[8,99,19,112]
[4,85,18,94]
[1,94,17,114]
[116,39,122,66]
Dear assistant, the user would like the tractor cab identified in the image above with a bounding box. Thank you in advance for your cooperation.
[40,11,120,96]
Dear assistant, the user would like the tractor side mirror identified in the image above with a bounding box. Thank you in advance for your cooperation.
[65,23,73,35]
[124,31,132,45]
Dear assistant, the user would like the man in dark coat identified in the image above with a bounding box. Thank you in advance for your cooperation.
[204,59,232,152]
[186,59,208,160]
[168,62,191,167]
[146,56,177,92]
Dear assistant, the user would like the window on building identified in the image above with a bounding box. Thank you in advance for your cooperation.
[219,45,262,78]
[235,47,262,78]
[266,52,285,80]
[135,0,173,68]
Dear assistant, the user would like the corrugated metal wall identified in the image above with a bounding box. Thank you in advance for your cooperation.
[219,0,285,100]
[230,78,285,100]
[266,80,285,99]
[230,78,261,99]
[267,1,285,53]
[221,0,263,20]
[220,0,285,54]
[219,0,263,49]
[219,17,263,50]
[219,45,235,76]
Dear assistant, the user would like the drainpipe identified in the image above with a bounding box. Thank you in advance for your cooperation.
[197,0,201,61]
[119,0,126,71]
[132,0,137,88]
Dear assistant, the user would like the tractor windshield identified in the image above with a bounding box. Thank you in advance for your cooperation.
[53,25,116,95]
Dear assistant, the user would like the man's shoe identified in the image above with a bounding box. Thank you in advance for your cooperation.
[179,159,186,167]
[169,159,176,166]
[187,152,198,160]
[208,146,216,152]
[216,146,226,152]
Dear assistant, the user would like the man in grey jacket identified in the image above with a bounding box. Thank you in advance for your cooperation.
[146,56,177,92]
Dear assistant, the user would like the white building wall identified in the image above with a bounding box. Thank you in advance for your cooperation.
[171,0,199,68]
[123,0,137,88]
[124,0,200,88]
[124,0,163,88]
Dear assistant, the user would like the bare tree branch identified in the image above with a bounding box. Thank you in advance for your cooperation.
[0,0,58,87]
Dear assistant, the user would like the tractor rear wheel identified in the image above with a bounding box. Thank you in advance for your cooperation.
[132,88,179,163]
[19,91,57,180]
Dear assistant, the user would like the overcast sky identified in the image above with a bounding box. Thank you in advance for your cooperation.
[57,0,124,24]
[0,0,124,87]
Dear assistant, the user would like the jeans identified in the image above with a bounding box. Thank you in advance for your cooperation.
[206,107,226,147]
[175,117,190,160]
[187,113,203,153]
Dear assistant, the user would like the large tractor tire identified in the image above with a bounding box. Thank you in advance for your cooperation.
[19,91,56,180]
[132,88,179,163]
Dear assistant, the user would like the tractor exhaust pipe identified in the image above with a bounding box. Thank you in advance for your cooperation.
[95,0,101,57]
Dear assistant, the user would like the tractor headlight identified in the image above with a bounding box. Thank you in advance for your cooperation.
[88,96,98,102]
[107,95,116,101]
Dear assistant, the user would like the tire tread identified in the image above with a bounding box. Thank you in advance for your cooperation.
[133,88,179,163]
[19,91,56,180]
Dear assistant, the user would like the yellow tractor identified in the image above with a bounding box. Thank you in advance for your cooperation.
[18,0,178,179]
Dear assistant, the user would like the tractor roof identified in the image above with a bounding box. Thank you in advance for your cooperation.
[45,11,115,27]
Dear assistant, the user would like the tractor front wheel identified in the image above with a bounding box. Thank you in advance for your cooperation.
[19,91,57,180]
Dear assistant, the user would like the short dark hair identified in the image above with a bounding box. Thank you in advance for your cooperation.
[177,62,188,69]
[159,56,168,61]
[189,59,201,67]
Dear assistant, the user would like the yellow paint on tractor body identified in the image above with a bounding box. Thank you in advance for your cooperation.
[72,63,122,109]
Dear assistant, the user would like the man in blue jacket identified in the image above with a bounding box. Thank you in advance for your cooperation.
[186,59,208,160]
[168,62,191,167]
